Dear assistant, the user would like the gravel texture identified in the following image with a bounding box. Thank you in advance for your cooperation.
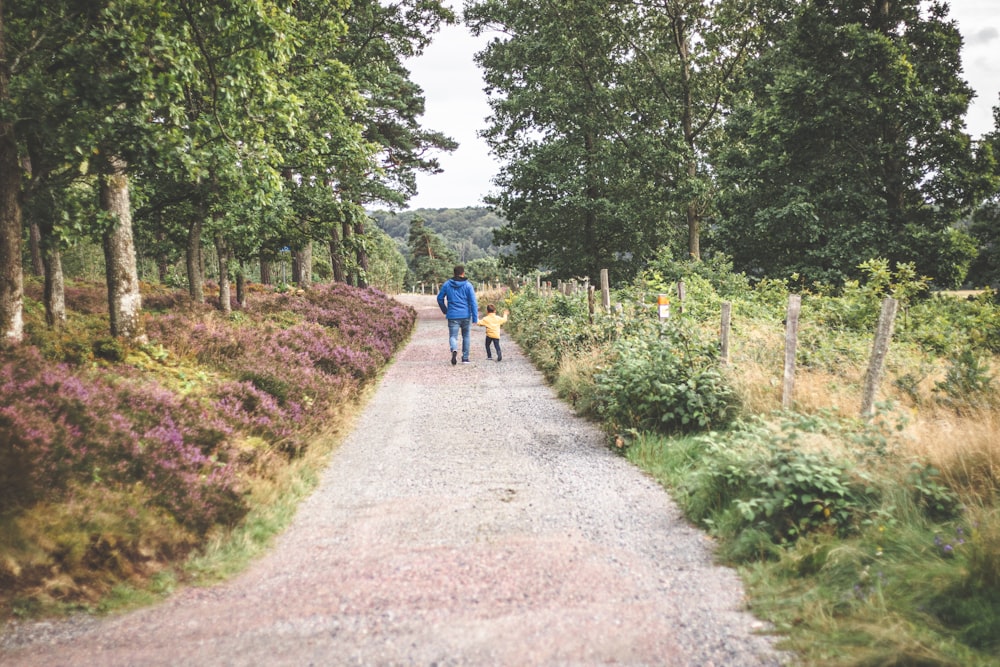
[1,294,789,666]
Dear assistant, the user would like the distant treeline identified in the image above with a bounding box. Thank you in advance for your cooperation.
[369,207,507,263]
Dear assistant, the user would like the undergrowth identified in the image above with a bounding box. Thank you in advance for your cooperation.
[507,256,1000,666]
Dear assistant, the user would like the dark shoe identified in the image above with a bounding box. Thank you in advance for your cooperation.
[496,355,502,362]
[462,359,471,364]
[486,355,492,360]
[451,351,457,365]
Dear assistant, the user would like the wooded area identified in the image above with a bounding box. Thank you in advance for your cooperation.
[0,0,457,345]
[468,0,1000,289]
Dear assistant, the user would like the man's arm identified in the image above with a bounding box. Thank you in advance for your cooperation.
[437,285,448,314]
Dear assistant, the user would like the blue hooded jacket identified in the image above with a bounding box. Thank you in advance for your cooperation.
[437,277,479,322]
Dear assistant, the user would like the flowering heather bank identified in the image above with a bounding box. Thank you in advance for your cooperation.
[2,283,415,539]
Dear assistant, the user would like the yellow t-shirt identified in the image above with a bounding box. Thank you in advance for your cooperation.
[475,312,508,339]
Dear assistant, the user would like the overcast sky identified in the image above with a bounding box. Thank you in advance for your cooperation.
[405,1,1000,210]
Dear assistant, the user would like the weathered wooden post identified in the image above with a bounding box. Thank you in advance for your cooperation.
[782,294,801,409]
[720,301,732,366]
[588,286,595,324]
[677,280,686,314]
[600,269,610,311]
[860,297,899,418]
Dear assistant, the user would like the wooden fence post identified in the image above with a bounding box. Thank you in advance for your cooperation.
[782,294,801,409]
[600,269,610,311]
[588,286,595,324]
[720,301,732,366]
[860,297,899,418]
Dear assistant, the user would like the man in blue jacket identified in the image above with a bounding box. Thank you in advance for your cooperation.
[437,265,479,365]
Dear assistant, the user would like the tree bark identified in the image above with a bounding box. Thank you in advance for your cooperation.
[674,12,700,261]
[0,7,24,345]
[187,217,204,303]
[29,222,43,277]
[342,220,355,286]
[353,221,369,288]
[296,243,312,288]
[329,225,345,283]
[260,255,272,285]
[235,269,247,308]
[215,232,231,315]
[42,242,66,328]
[100,154,146,343]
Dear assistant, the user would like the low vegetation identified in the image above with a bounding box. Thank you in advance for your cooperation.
[505,256,1000,666]
[0,280,414,619]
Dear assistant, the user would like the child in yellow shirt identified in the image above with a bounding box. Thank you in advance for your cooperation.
[475,304,509,362]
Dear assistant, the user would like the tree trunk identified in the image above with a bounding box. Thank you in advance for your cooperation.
[236,269,247,308]
[342,220,355,286]
[100,154,146,343]
[29,222,43,277]
[329,225,345,283]
[215,232,231,315]
[353,221,368,288]
[260,255,272,285]
[42,241,66,328]
[154,224,168,283]
[0,8,24,345]
[187,217,204,302]
[297,243,312,288]
[674,14,701,261]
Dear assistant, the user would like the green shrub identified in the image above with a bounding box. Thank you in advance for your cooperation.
[594,320,738,435]
[933,348,996,412]
[732,445,877,543]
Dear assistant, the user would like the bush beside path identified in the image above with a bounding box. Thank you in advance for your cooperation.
[1,295,786,666]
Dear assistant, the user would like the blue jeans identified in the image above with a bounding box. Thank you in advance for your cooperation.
[448,318,472,361]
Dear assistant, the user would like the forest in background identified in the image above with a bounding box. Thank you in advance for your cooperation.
[369,207,507,263]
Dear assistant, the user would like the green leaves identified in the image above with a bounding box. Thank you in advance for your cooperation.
[715,0,979,286]
[594,319,738,435]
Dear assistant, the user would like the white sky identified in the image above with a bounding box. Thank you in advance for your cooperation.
[405,0,1000,210]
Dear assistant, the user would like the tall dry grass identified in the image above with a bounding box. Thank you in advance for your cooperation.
[729,323,1000,504]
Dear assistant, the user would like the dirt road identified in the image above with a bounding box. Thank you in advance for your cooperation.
[1,294,787,666]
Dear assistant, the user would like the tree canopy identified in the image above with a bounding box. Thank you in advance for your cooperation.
[1,0,456,343]
[468,0,999,290]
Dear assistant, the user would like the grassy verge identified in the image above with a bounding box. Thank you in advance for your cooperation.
[504,258,1000,666]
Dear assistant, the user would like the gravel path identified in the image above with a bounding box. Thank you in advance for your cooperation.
[2,294,789,666]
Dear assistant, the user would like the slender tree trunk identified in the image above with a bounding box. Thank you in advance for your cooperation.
[236,269,247,308]
[19,154,42,277]
[187,217,204,302]
[42,242,66,328]
[674,14,700,261]
[0,6,23,345]
[353,221,368,288]
[260,255,272,285]
[100,154,146,343]
[291,250,302,284]
[342,220,355,286]
[154,224,168,283]
[297,242,312,288]
[329,226,345,283]
[28,222,43,277]
[215,232,231,315]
